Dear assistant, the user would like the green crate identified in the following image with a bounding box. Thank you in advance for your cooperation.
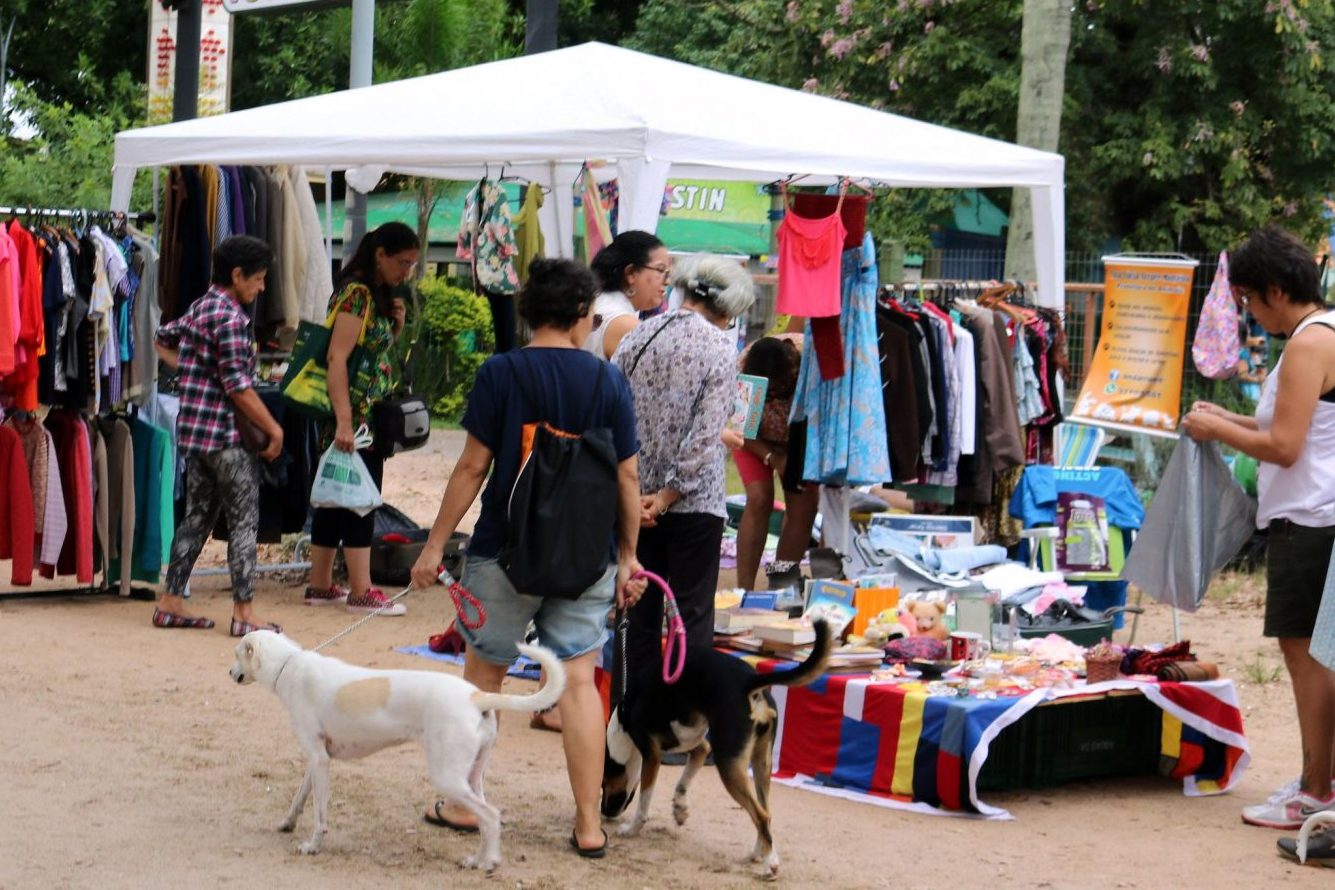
[976,693,1162,791]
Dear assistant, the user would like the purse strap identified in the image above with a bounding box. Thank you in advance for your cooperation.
[324,283,376,346]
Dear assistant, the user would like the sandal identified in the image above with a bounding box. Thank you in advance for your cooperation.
[230,618,283,638]
[569,829,608,859]
[423,800,478,833]
[152,609,215,630]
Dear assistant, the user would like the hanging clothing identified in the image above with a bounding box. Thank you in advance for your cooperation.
[775,208,846,318]
[0,423,35,585]
[955,304,1024,506]
[291,166,334,324]
[128,229,161,407]
[100,417,137,596]
[513,182,546,285]
[458,179,521,295]
[874,310,922,480]
[790,233,891,486]
[39,426,67,570]
[0,223,17,376]
[44,410,94,584]
[4,416,48,543]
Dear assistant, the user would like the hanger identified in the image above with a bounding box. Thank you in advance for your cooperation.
[840,177,875,197]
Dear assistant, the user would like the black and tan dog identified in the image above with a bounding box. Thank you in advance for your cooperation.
[601,620,831,878]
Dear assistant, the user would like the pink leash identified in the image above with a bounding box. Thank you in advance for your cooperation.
[631,569,686,685]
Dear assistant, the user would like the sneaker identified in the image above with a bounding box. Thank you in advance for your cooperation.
[1278,825,1335,866]
[304,584,349,606]
[346,588,407,616]
[1242,785,1335,830]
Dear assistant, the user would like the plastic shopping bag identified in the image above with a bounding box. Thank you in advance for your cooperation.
[1121,437,1256,611]
[309,426,382,517]
[1309,555,1335,670]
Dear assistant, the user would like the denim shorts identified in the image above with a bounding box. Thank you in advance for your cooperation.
[456,556,615,664]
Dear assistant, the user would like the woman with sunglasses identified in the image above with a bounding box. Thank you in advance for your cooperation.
[583,231,671,360]
[304,221,420,615]
[1183,226,1335,848]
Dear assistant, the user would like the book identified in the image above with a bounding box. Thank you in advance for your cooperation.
[869,513,978,550]
[802,579,858,638]
[753,620,817,646]
[726,373,769,439]
[715,608,792,634]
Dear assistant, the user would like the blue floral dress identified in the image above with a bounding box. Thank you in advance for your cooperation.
[790,233,892,486]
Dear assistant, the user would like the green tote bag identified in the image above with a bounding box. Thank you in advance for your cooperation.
[280,299,378,420]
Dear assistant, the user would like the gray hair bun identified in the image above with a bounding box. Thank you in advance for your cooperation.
[673,255,756,321]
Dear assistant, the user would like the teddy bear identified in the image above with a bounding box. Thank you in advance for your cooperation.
[860,609,908,647]
[901,599,949,642]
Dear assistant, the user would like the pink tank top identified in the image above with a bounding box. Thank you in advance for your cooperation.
[775,208,846,318]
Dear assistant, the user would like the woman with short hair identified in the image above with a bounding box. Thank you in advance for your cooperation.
[411,257,646,858]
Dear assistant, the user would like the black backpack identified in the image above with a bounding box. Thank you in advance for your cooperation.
[499,352,619,599]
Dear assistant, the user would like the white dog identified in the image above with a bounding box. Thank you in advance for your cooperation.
[229,630,565,870]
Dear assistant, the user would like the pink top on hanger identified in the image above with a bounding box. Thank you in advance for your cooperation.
[775,187,847,318]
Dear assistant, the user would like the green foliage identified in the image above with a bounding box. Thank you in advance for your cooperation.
[629,0,1335,252]
[415,275,495,421]
[0,79,152,211]
[2,0,147,116]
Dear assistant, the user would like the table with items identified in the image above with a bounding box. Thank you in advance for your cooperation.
[741,656,1250,818]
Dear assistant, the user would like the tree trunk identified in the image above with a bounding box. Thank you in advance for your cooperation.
[1004,0,1072,285]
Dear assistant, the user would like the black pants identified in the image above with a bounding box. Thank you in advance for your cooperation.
[627,512,725,679]
[486,291,516,354]
[310,448,384,549]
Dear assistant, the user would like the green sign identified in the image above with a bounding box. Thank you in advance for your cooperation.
[658,179,771,256]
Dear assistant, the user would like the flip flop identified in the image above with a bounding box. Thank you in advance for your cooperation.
[229,618,283,638]
[529,710,562,733]
[569,829,608,859]
[152,609,216,630]
[423,800,478,833]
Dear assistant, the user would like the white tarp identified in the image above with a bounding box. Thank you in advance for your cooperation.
[112,42,1066,307]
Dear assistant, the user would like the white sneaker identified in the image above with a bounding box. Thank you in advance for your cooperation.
[346,588,408,616]
[1242,782,1335,830]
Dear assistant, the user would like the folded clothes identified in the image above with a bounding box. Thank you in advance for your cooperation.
[867,526,924,557]
[1122,640,1196,676]
[978,563,1064,598]
[921,544,1009,574]
[1156,661,1219,682]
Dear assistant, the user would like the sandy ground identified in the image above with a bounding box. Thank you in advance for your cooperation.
[2,430,1333,888]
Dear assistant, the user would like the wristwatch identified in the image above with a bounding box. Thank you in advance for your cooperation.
[763,451,774,467]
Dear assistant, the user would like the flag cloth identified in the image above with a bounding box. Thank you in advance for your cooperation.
[768,673,1249,819]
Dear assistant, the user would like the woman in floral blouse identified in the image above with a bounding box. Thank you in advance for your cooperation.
[305,222,420,615]
[610,255,756,676]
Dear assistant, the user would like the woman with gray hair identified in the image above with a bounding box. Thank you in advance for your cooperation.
[611,255,756,680]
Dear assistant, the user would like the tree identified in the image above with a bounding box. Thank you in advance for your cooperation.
[628,0,1335,252]
[1004,0,1072,281]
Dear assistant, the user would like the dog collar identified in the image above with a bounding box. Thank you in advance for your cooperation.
[270,651,296,690]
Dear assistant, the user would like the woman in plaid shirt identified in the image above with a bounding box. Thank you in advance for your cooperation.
[153,236,284,635]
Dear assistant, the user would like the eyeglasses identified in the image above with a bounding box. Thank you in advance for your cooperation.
[641,264,671,277]
[393,258,418,273]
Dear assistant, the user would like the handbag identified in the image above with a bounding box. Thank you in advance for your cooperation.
[371,395,431,456]
[280,296,378,420]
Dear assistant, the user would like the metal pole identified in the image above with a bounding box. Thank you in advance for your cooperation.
[172,0,202,122]
[525,0,559,54]
[0,16,16,133]
[343,0,375,261]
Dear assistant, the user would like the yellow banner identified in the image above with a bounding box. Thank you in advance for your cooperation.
[1072,256,1198,437]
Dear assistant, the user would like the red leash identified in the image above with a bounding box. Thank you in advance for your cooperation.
[439,569,487,629]
[631,569,686,685]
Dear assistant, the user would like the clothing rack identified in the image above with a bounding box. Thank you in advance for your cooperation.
[1,206,156,224]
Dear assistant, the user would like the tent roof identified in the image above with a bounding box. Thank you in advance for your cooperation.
[113,42,1062,189]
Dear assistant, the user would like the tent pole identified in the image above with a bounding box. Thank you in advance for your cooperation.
[344,0,375,258]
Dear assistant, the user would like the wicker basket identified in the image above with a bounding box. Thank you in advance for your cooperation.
[1084,655,1122,684]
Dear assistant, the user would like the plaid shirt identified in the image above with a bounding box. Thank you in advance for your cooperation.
[155,286,256,455]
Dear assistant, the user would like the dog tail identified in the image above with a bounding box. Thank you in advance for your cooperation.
[746,619,832,692]
[469,643,567,713]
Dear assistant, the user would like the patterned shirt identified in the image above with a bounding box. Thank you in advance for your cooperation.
[611,309,736,518]
[155,285,256,455]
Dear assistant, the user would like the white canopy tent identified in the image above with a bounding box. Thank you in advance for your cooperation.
[112,42,1066,308]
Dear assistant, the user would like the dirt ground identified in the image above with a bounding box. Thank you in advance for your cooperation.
[2,430,1332,889]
